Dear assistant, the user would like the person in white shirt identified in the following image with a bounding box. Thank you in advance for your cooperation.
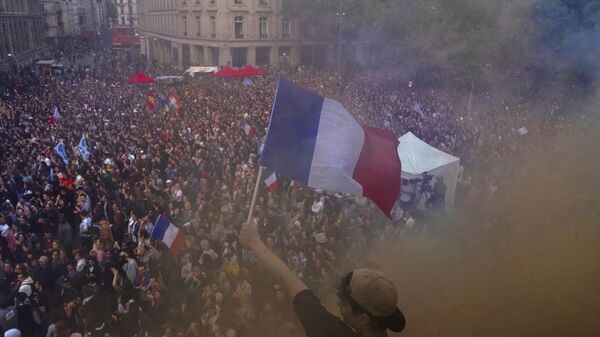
[79,211,92,250]
[402,211,416,236]
[400,179,416,210]
[0,215,9,238]
[128,212,140,243]
[311,196,325,220]
[75,251,86,272]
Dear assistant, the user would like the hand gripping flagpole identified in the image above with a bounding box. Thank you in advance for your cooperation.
[246,165,264,223]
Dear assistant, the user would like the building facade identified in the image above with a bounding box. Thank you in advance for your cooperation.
[41,0,91,51]
[137,0,332,69]
[86,0,109,32]
[0,0,47,71]
[113,0,138,27]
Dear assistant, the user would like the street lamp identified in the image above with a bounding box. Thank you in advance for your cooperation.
[336,0,346,71]
[6,54,17,78]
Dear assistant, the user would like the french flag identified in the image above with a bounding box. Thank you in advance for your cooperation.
[49,105,62,125]
[151,215,186,255]
[261,78,401,216]
[243,121,256,138]
[263,167,278,192]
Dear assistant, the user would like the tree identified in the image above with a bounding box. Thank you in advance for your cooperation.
[289,0,600,85]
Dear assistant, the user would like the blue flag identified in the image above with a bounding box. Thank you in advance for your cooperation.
[412,102,424,117]
[79,133,90,161]
[54,140,68,165]
[54,104,62,121]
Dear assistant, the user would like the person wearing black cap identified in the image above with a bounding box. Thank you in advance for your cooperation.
[240,221,406,337]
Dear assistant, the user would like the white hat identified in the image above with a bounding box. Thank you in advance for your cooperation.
[4,328,21,337]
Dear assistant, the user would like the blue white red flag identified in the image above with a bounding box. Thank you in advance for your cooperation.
[263,167,278,192]
[260,78,401,216]
[243,121,256,138]
[151,215,186,255]
[49,104,62,125]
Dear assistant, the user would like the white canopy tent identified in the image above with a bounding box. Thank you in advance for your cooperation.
[397,132,460,212]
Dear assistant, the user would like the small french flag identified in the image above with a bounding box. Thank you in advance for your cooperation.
[151,215,186,255]
[243,121,256,138]
[49,104,62,125]
[263,167,278,192]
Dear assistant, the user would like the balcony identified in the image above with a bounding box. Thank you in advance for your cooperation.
[190,0,202,11]
[234,33,244,39]
[231,1,249,11]
[256,0,272,11]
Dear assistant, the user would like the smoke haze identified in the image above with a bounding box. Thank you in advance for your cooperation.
[357,108,600,336]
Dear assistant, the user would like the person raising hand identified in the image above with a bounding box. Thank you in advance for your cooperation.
[240,220,406,337]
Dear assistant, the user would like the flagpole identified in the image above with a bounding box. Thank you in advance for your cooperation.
[246,165,264,223]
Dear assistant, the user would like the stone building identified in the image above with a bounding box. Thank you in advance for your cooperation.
[137,0,332,69]
[0,0,47,70]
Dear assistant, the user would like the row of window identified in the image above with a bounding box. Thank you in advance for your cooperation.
[192,0,269,5]
[1,0,43,14]
[145,14,291,39]
[0,18,46,60]
[146,0,177,11]
[145,0,271,10]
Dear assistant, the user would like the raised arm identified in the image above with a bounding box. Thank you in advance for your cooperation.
[240,220,308,299]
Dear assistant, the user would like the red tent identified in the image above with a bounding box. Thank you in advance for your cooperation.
[213,66,240,78]
[239,65,265,76]
[127,72,155,84]
[213,65,265,77]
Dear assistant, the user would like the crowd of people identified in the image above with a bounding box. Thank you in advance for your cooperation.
[0,49,569,337]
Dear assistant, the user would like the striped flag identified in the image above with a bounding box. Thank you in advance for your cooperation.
[261,78,401,217]
[49,104,62,125]
[168,92,183,115]
[263,167,278,192]
[243,121,256,138]
[151,215,186,255]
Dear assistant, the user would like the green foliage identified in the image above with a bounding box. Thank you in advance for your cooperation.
[289,0,600,83]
